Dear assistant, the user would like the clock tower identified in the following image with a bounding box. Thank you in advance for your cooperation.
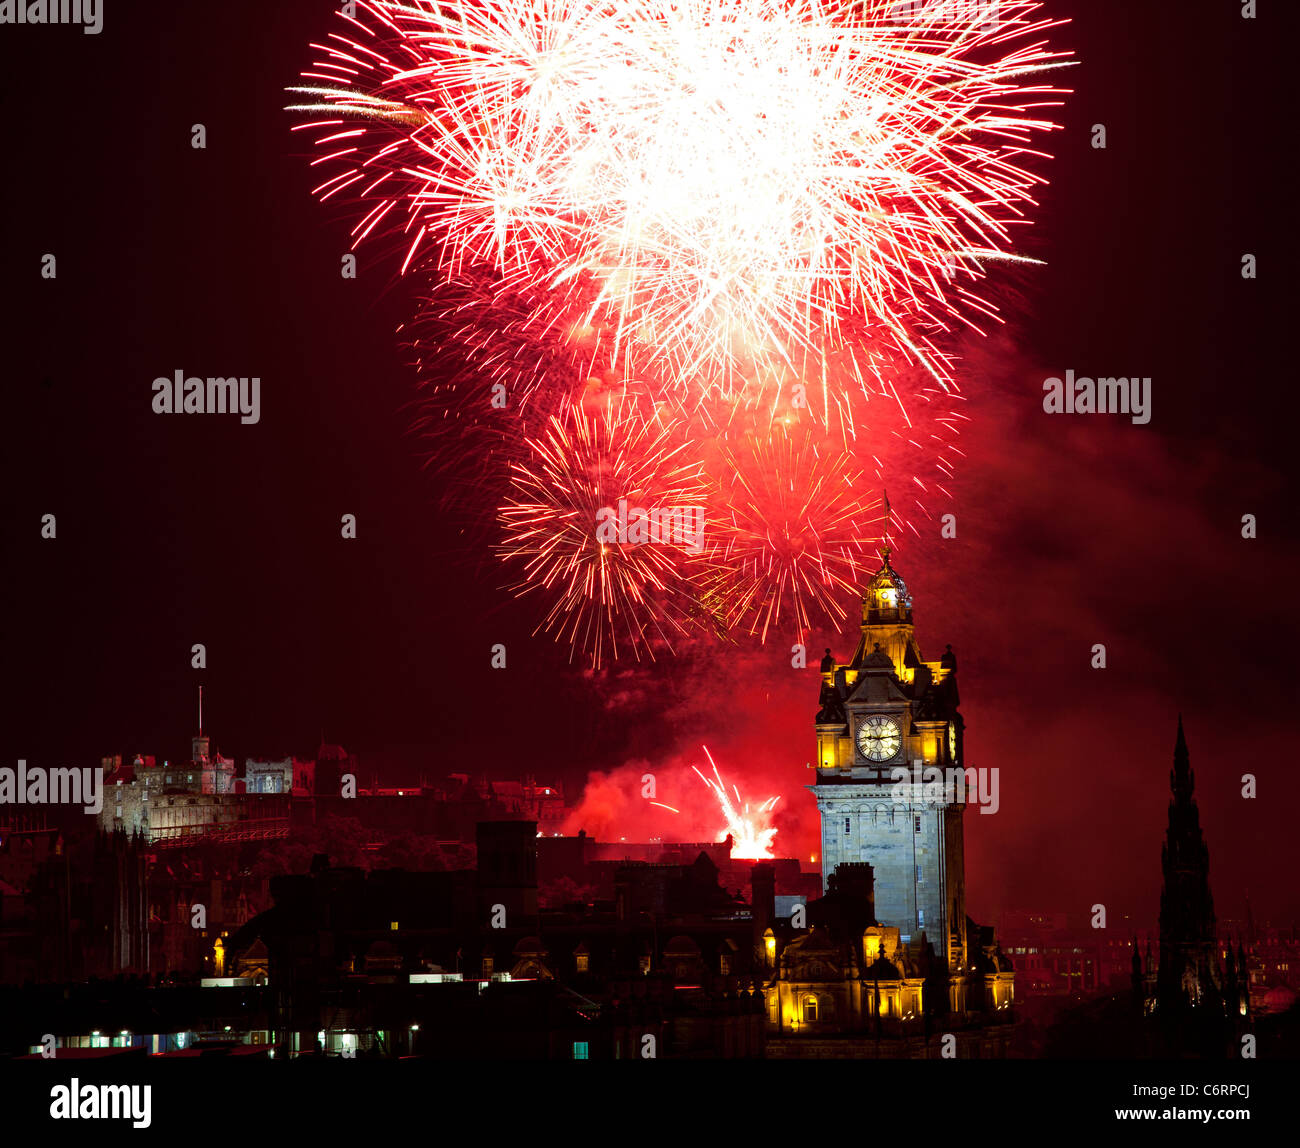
[810,548,968,975]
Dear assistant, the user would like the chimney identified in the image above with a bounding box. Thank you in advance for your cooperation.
[750,861,776,935]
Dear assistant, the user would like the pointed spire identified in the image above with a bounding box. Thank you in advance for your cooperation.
[1170,714,1193,801]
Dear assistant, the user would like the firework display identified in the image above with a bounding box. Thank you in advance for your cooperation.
[497,391,712,667]
[693,747,781,860]
[698,423,879,643]
[290,0,1072,664]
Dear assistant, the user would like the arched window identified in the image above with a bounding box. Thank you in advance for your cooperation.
[803,995,818,1023]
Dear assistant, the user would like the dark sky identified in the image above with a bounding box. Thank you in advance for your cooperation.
[3,0,1296,927]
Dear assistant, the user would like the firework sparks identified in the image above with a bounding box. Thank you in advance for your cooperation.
[290,0,1073,663]
[692,746,780,860]
[497,392,712,667]
[290,0,1074,389]
[698,421,882,642]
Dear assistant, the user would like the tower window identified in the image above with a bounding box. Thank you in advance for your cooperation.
[844,817,851,835]
[914,815,921,833]
[916,865,923,883]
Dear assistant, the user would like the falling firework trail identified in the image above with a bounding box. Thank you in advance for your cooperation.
[692,745,780,859]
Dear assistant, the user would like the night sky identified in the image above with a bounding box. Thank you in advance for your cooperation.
[3,0,1295,928]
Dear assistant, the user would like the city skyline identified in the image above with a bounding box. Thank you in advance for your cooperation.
[1,4,1295,1124]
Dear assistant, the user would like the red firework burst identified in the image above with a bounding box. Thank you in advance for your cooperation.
[497,393,714,667]
[288,0,1073,663]
[698,421,882,642]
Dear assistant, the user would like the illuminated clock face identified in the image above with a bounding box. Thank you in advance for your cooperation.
[948,723,957,762]
[857,716,902,762]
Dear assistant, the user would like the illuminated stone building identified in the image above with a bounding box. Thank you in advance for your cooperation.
[100,728,288,846]
[810,550,968,968]
[761,859,1014,1054]
[772,550,1014,1050]
[765,863,926,1033]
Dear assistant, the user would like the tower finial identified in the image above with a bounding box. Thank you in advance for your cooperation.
[1173,714,1189,775]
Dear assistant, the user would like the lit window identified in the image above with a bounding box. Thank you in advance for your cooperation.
[573,1042,589,1060]
[803,996,818,1022]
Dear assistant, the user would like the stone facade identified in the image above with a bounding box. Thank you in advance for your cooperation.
[809,550,967,968]
[761,861,1015,1042]
[99,735,289,845]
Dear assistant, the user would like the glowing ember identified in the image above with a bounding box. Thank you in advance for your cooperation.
[692,746,780,860]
